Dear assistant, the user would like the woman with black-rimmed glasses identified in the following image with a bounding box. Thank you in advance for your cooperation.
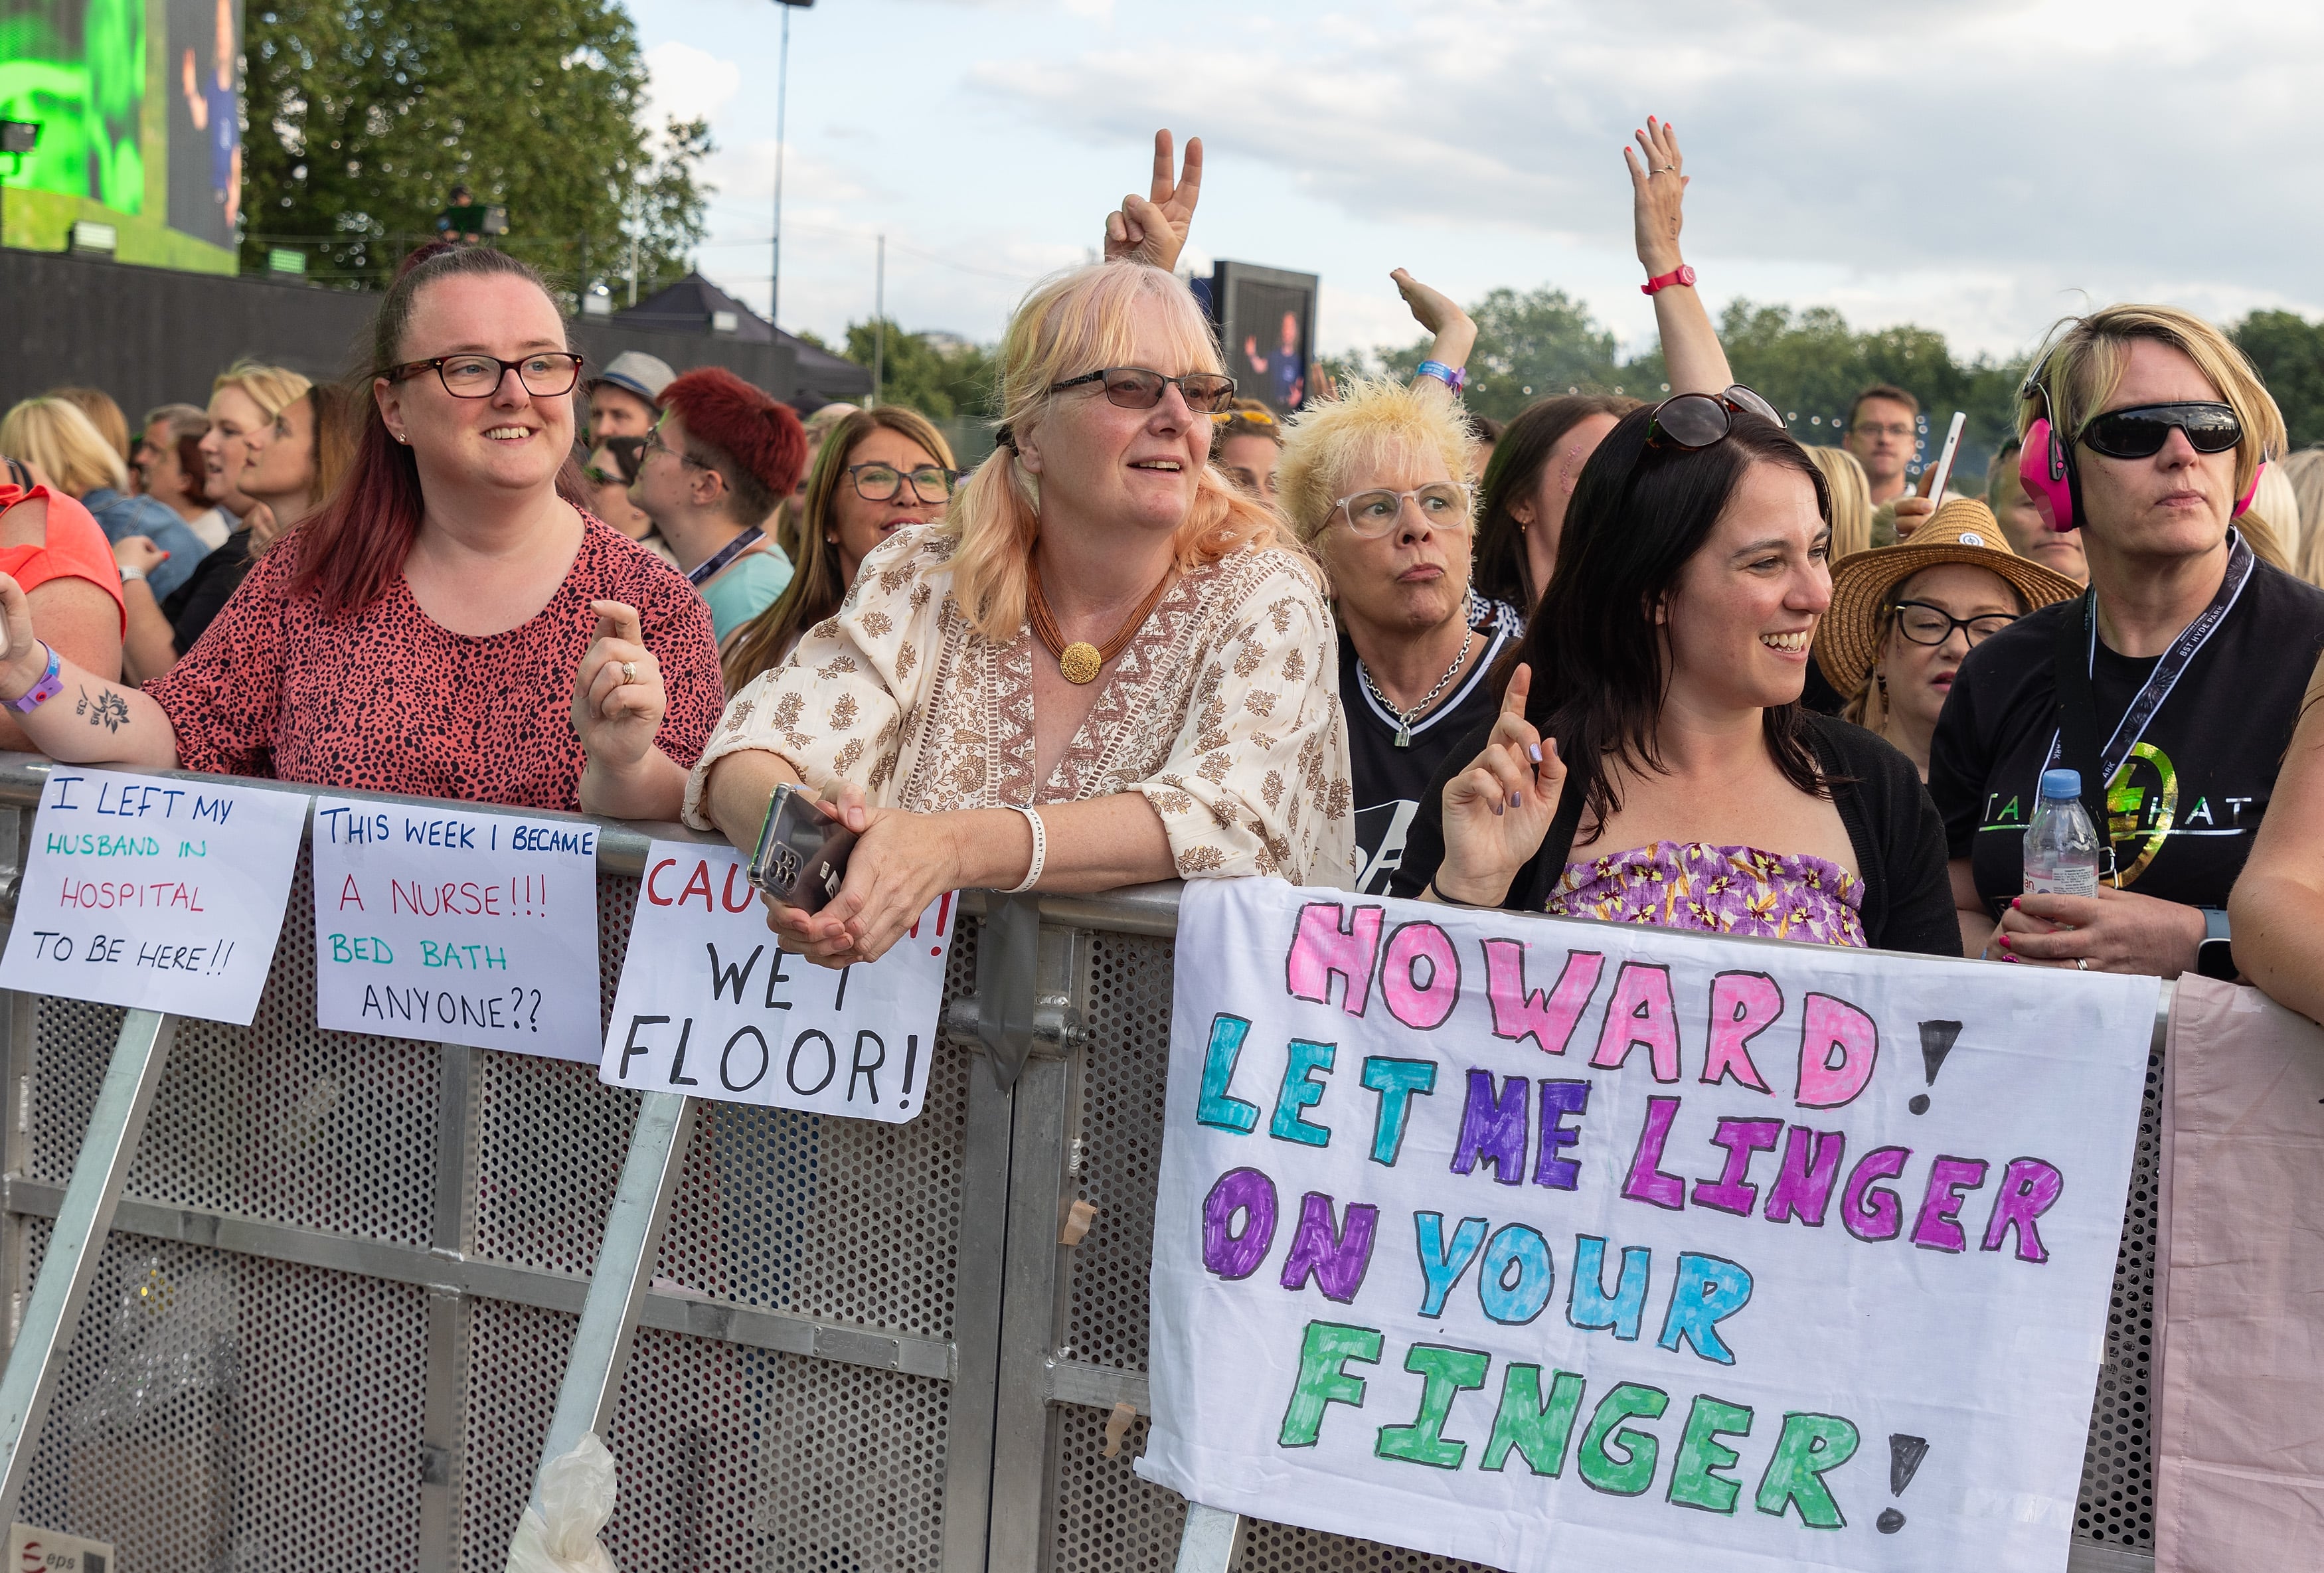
[0,242,724,819]
[721,405,961,690]
[1391,388,1960,955]
[1930,304,2324,977]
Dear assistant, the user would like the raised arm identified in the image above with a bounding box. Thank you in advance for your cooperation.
[1388,270,1478,404]
[1625,116,1734,396]
[0,573,179,766]
[1104,128,1203,274]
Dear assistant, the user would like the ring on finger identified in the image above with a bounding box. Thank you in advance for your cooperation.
[2074,957,2089,971]
[620,660,637,685]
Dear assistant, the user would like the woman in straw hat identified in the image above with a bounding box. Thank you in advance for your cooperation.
[1815,498,2082,782]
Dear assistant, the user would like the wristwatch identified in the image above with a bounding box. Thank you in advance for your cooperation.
[1641,264,1697,296]
[2195,908,2236,981]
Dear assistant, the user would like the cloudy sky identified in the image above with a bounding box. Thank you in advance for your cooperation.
[626,0,2324,363]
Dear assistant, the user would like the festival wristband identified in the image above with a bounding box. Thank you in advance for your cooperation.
[1641,264,1697,296]
[7,643,62,714]
[1416,361,1466,394]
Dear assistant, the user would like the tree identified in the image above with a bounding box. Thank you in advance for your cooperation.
[841,321,998,421]
[2232,310,2324,451]
[1355,286,1625,420]
[241,0,710,296]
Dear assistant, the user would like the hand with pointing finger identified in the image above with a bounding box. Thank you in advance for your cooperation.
[574,598,664,774]
[1104,129,1203,274]
[1433,663,1568,907]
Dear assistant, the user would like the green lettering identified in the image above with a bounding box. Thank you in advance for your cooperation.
[1374,1344,1489,1469]
[1753,1411,1860,1528]
[1480,1365,1584,1476]
[1576,1382,1668,1497]
[1278,1321,1382,1448]
[1667,1395,1754,1514]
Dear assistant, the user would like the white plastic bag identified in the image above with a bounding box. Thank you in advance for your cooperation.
[505,1430,620,1573]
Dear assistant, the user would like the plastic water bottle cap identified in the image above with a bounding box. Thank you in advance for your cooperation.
[2042,768,2082,799]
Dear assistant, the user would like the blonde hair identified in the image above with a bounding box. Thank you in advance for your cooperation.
[0,396,129,497]
[46,387,131,463]
[212,359,314,424]
[1276,376,1479,560]
[2019,304,2285,508]
[1806,446,1872,560]
[2280,448,2324,587]
[725,406,958,693]
[938,262,1289,641]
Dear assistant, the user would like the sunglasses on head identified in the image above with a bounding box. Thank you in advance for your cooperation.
[1052,367,1238,416]
[1645,384,1783,450]
[2078,402,2242,461]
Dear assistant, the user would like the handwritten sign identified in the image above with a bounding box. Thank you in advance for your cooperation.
[598,841,952,1123]
[1138,878,2157,1572]
[311,797,600,1060]
[1,770,306,1025]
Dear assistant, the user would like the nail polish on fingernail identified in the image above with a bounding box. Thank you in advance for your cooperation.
[2011,896,2022,908]
[2003,954,2019,964]
[1997,935,2011,949]
[1529,743,1542,763]
[1509,793,1522,809]
[1491,801,1503,817]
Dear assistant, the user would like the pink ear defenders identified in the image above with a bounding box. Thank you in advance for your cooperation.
[2019,367,2263,533]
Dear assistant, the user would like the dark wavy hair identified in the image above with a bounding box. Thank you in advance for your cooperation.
[1472,394,1641,612]
[1503,400,1835,840]
[291,242,576,616]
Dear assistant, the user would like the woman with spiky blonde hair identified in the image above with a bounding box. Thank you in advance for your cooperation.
[686,137,1357,964]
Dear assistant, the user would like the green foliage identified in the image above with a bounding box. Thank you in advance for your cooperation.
[1361,286,1626,420]
[2231,309,2324,451]
[241,0,710,295]
[841,321,999,421]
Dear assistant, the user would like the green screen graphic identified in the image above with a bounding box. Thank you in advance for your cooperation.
[0,0,240,271]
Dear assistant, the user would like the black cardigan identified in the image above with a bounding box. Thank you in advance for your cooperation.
[1387,711,1962,956]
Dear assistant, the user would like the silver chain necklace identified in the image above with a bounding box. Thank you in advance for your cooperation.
[1360,628,1474,748]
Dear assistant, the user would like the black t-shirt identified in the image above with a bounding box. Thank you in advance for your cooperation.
[1345,594,1523,894]
[1928,556,2324,916]
[161,525,254,655]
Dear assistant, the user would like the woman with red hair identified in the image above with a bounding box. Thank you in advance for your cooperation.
[0,242,722,817]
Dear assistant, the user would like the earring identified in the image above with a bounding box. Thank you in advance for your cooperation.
[1875,671,1888,697]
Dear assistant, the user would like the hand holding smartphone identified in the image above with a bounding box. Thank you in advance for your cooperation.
[748,784,859,914]
[1919,412,1968,504]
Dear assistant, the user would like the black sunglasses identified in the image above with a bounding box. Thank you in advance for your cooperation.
[1646,384,1784,450]
[584,434,646,485]
[1052,367,1238,416]
[2078,402,2242,461]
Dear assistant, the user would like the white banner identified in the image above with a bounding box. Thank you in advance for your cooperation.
[598,841,952,1123]
[310,798,601,1060]
[0,769,305,1025]
[1139,878,2157,1573]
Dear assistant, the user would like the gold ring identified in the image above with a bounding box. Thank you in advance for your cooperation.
[1657,164,1677,174]
[620,660,637,685]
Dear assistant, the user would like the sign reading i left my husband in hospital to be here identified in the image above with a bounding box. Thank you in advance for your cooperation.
[311,797,600,1061]
[1,769,307,1024]
[1138,878,2158,1573]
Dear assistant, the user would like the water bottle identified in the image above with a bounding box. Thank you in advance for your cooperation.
[2023,768,2102,898]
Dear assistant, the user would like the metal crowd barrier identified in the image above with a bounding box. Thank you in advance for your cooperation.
[0,755,2165,1571]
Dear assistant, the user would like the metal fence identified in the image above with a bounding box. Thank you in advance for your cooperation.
[0,756,2161,1571]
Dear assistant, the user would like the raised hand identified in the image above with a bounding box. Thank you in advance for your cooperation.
[1433,663,1568,906]
[1104,129,1204,274]
[1623,115,1689,277]
[572,600,664,777]
[1390,268,1478,393]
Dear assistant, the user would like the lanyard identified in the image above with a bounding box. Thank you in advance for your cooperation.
[687,526,764,589]
[2045,530,2252,884]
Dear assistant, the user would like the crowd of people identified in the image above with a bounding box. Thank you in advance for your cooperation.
[6,118,2324,1017]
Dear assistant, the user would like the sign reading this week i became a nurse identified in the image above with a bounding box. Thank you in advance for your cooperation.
[1,769,307,1024]
[311,797,600,1060]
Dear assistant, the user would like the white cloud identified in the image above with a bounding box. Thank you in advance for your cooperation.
[642,41,740,141]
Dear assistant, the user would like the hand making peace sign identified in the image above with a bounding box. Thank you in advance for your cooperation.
[1104,129,1204,274]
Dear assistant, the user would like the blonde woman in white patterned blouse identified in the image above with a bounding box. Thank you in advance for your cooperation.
[685,253,1357,967]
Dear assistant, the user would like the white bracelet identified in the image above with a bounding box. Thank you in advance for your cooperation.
[118,564,146,584]
[1003,804,1046,894]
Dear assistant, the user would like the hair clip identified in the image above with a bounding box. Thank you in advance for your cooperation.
[994,425,1019,454]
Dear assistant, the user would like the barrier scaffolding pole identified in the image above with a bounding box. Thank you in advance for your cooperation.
[523,1091,699,1515]
[1173,1504,1241,1573]
[0,1008,181,1523]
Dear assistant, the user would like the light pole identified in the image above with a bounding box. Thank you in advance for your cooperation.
[770,0,813,332]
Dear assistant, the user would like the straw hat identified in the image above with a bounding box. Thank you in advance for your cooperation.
[1813,497,2084,697]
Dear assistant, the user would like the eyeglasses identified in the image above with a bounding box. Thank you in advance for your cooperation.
[1851,421,1916,440]
[385,352,584,399]
[584,435,645,485]
[1890,600,2017,648]
[1052,367,1238,416]
[643,426,712,471]
[1647,384,1783,450]
[1334,481,1475,538]
[847,462,957,504]
[2079,402,2242,461]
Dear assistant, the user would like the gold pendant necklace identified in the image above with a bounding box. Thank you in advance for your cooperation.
[1027,556,1175,685]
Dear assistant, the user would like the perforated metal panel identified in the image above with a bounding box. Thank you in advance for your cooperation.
[2076,1038,2163,1550]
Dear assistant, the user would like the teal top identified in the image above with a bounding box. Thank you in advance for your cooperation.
[699,548,794,644]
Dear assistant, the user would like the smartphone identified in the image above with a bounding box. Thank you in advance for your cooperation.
[748,784,858,914]
[1920,412,1968,503]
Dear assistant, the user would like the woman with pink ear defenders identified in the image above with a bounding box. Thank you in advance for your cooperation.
[1926,302,2324,981]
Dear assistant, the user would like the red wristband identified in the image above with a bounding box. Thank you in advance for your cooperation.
[1641,264,1697,296]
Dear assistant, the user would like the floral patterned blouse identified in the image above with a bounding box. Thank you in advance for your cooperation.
[685,525,1358,886]
[1544,841,1868,949]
